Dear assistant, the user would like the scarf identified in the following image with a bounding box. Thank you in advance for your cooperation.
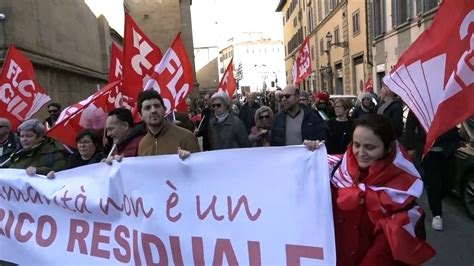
[215,111,229,123]
[329,143,435,264]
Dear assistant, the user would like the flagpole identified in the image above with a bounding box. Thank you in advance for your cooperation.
[196,115,206,131]
[107,143,117,159]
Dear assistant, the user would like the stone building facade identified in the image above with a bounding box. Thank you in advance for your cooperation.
[125,0,199,97]
[0,0,114,115]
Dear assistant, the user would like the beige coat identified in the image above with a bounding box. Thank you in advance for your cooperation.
[137,121,200,156]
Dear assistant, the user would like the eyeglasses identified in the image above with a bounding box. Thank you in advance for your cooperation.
[282,94,295,99]
[48,109,58,114]
[211,103,222,108]
[259,115,270,119]
[77,140,92,145]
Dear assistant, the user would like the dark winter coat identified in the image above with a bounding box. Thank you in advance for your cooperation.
[0,132,21,165]
[67,152,106,169]
[239,102,261,134]
[379,99,404,139]
[350,105,377,120]
[209,114,251,150]
[270,106,328,146]
[7,137,68,175]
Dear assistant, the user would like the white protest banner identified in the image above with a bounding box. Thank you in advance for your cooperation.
[0,146,335,265]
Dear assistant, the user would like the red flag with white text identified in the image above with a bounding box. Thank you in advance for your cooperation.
[0,46,51,130]
[143,33,194,115]
[295,36,312,84]
[383,0,474,154]
[123,13,162,101]
[364,76,373,92]
[107,43,134,113]
[217,58,237,98]
[47,81,121,148]
[108,43,123,83]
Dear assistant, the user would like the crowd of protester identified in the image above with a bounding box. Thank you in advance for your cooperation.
[2,84,463,265]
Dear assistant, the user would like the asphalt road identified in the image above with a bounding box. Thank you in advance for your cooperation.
[421,192,474,266]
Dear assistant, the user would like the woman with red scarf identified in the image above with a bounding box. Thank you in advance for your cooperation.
[305,114,435,266]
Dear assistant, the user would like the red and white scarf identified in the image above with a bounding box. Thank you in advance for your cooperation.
[328,143,436,264]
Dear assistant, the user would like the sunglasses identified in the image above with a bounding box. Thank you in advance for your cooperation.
[260,115,270,119]
[211,103,222,108]
[282,94,294,99]
[48,109,58,114]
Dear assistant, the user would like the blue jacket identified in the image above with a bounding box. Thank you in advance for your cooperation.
[270,106,328,146]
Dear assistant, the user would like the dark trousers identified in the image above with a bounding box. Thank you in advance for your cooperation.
[422,151,456,217]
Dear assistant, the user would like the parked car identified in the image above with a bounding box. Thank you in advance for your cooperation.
[453,117,474,220]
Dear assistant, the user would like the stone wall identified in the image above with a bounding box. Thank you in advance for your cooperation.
[126,0,198,96]
[0,0,112,119]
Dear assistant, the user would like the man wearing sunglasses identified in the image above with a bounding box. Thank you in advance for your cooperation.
[271,85,328,146]
[44,102,61,129]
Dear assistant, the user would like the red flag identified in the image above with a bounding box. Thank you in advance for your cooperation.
[217,58,237,98]
[122,13,162,101]
[106,43,134,113]
[364,76,373,92]
[0,46,51,130]
[108,43,123,83]
[383,0,474,154]
[295,36,312,84]
[143,33,194,115]
[47,81,121,147]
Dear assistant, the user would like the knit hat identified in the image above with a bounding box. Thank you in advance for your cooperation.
[359,91,373,101]
[210,91,231,107]
[316,91,330,102]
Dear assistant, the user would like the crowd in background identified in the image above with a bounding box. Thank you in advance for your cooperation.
[0,84,465,265]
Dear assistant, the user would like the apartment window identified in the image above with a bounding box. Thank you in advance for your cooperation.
[416,0,439,14]
[352,10,360,34]
[311,45,315,59]
[320,38,324,55]
[324,0,330,15]
[373,0,386,37]
[307,7,314,33]
[393,0,410,27]
[318,0,322,21]
[330,0,337,10]
[293,17,297,27]
[334,26,340,44]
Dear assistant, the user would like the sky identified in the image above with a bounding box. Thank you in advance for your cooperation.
[191,0,283,47]
[83,0,283,69]
[84,0,125,36]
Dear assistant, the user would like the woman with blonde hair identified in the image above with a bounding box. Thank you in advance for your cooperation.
[249,106,274,147]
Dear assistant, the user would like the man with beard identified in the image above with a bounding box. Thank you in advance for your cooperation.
[44,102,61,129]
[314,91,335,119]
[137,90,200,157]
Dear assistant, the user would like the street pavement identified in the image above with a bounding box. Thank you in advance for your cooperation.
[421,192,474,265]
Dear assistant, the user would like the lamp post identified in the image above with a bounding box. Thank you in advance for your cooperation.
[325,32,334,93]
[324,31,348,94]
